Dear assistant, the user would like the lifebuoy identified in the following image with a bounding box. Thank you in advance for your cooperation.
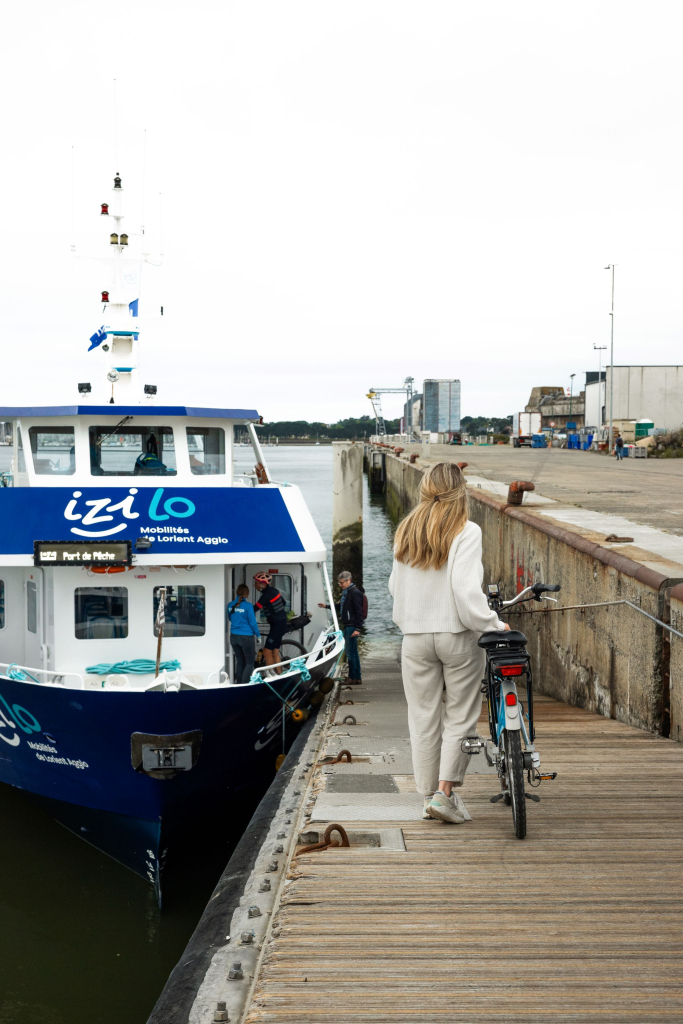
[90,565,130,574]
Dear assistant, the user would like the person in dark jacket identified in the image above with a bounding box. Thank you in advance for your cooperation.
[615,433,624,461]
[338,571,364,683]
[253,572,289,671]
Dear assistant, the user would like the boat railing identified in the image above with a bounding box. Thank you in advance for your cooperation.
[225,628,344,687]
[0,662,85,689]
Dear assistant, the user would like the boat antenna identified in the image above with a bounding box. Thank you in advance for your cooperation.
[71,144,76,254]
[113,78,119,171]
[140,128,147,238]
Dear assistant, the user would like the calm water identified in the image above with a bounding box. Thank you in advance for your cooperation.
[0,445,399,1024]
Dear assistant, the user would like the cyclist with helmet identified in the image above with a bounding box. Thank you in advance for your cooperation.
[253,573,289,671]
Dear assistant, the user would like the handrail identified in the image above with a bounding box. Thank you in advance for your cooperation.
[512,599,683,641]
[0,662,85,689]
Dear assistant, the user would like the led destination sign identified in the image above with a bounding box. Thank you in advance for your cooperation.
[34,540,132,567]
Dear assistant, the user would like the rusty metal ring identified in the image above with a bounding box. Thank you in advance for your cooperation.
[323,823,350,847]
[333,749,352,763]
[342,715,356,725]
[298,822,350,855]
[345,700,354,705]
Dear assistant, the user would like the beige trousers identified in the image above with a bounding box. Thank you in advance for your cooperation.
[401,631,485,795]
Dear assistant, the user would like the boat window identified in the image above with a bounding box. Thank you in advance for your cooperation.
[255,574,292,624]
[75,587,128,639]
[16,427,26,474]
[29,427,76,475]
[27,581,37,634]
[0,580,4,628]
[153,586,206,637]
[186,428,225,475]
[89,426,177,476]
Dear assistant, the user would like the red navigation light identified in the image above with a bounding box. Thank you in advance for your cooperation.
[500,665,524,676]
[505,693,518,706]
[101,290,109,303]
[100,203,109,215]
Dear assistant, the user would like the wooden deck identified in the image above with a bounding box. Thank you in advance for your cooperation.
[245,663,683,1023]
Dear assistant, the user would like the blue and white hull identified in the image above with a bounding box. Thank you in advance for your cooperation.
[0,649,339,899]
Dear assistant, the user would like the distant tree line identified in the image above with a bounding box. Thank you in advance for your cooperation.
[461,415,513,435]
[245,415,401,440]
[236,413,512,441]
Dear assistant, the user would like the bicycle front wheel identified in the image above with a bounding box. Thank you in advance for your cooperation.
[502,729,527,840]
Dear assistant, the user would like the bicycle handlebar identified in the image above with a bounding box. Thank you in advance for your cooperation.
[499,582,562,608]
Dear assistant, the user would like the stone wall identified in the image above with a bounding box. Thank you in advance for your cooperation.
[375,446,677,738]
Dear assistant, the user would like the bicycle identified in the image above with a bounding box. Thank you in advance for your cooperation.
[254,613,311,667]
[461,582,560,839]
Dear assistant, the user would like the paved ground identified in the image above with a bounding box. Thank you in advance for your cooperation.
[409,444,683,536]
[246,662,683,1023]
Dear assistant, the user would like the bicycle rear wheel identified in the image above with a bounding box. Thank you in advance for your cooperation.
[502,729,527,839]
[279,639,306,662]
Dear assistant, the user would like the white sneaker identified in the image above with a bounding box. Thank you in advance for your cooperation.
[426,790,466,824]
[422,795,433,819]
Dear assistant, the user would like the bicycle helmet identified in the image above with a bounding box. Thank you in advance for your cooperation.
[253,572,272,585]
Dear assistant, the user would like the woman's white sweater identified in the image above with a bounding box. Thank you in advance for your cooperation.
[388,520,506,635]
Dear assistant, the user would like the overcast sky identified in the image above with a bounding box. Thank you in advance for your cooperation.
[1,1,681,424]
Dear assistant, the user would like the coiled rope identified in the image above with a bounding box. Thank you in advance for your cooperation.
[85,659,181,675]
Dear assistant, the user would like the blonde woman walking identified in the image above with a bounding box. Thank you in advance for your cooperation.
[388,462,508,823]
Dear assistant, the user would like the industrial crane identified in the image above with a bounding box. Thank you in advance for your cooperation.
[366,377,416,439]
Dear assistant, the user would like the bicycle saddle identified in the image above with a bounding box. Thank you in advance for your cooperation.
[478,629,527,649]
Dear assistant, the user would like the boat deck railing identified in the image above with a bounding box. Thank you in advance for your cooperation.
[225,628,345,687]
[0,630,344,693]
[0,662,85,689]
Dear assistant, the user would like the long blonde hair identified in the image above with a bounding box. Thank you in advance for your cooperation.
[394,462,468,570]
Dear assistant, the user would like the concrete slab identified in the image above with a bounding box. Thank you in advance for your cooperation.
[467,476,557,505]
[325,774,399,793]
[311,791,472,822]
[536,507,683,574]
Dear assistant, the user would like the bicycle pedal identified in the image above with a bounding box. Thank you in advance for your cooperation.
[460,736,483,755]
[525,792,541,802]
[490,793,505,803]
[539,772,557,781]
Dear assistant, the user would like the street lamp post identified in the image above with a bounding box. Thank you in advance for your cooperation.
[593,343,607,429]
[604,264,615,454]
[569,373,576,427]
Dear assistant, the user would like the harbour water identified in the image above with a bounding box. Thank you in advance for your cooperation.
[0,445,400,1024]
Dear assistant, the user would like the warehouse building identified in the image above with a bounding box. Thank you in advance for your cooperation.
[584,365,683,430]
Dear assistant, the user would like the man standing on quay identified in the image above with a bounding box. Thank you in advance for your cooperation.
[320,571,364,683]
[338,571,364,683]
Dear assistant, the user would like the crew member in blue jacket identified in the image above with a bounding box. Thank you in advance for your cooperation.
[228,584,261,685]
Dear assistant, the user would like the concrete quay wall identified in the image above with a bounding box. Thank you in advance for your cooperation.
[377,446,677,739]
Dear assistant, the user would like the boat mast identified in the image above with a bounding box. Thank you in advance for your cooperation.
[99,172,141,404]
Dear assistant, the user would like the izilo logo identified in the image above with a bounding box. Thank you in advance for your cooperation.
[0,690,41,747]
[64,489,196,538]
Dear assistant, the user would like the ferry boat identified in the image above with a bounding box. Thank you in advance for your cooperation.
[0,172,343,900]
